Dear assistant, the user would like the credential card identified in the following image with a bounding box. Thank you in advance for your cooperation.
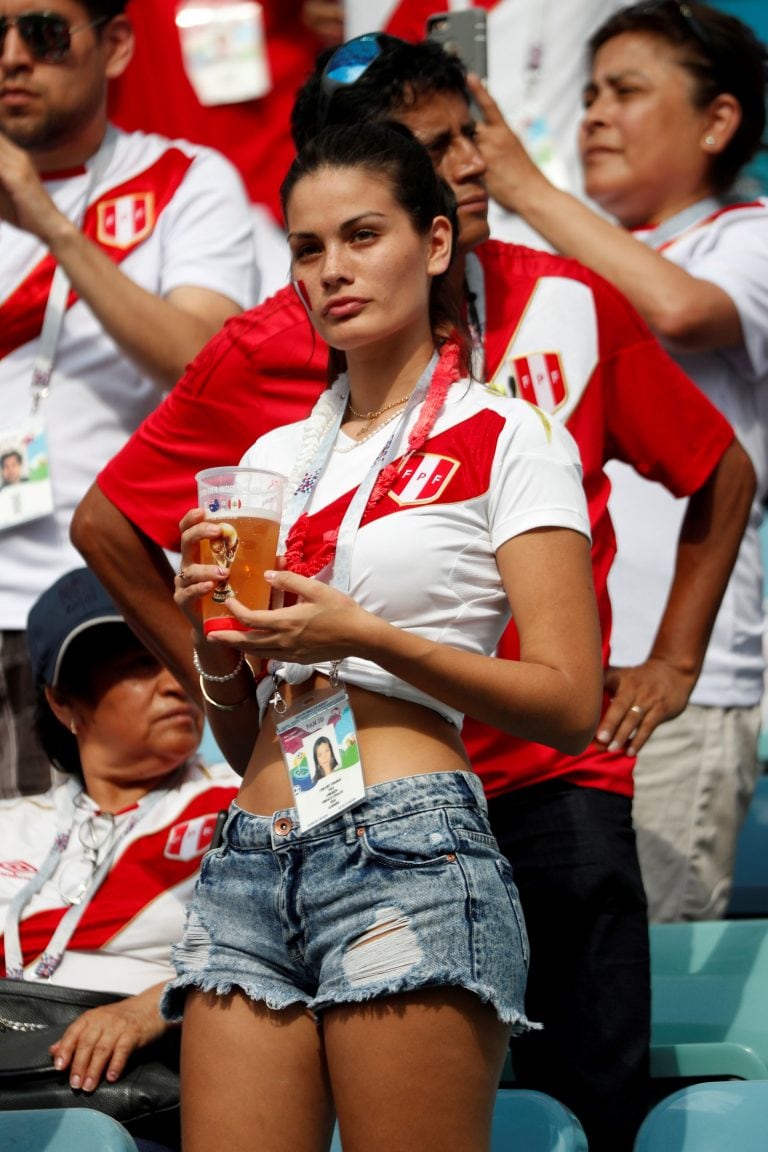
[275,687,365,832]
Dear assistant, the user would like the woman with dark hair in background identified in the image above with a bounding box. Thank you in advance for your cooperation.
[169,121,602,1152]
[469,0,768,923]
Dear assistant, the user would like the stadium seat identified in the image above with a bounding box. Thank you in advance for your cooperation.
[330,1087,588,1150]
[649,919,768,1081]
[634,1081,768,1151]
[0,1108,139,1151]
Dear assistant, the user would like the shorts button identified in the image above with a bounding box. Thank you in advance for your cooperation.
[356,827,364,837]
[446,853,457,862]
[275,817,293,836]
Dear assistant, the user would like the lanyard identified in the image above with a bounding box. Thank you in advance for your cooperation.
[4,778,164,980]
[30,126,118,415]
[280,351,439,594]
[633,195,725,251]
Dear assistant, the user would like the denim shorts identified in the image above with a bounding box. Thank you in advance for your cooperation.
[162,771,535,1031]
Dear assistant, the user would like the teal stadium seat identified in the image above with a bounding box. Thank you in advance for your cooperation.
[0,1108,139,1151]
[634,1081,768,1151]
[330,1087,588,1151]
[650,919,768,1081]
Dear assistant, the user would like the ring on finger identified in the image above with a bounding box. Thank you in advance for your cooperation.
[629,704,644,716]
[178,567,187,583]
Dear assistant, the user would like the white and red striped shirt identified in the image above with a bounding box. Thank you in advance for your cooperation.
[0,761,238,993]
[0,127,256,630]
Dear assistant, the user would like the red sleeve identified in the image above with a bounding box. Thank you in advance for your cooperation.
[98,291,327,550]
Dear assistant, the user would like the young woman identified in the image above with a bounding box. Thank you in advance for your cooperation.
[169,122,602,1152]
[467,0,767,922]
[312,735,338,780]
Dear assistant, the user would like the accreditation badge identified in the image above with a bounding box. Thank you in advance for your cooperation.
[0,417,54,531]
[276,687,365,832]
[175,0,271,105]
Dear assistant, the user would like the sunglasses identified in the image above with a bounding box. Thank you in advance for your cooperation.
[0,10,108,63]
[637,1,712,53]
[318,33,385,126]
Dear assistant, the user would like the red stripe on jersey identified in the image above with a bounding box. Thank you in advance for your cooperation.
[0,149,195,359]
[299,409,504,560]
[0,784,236,973]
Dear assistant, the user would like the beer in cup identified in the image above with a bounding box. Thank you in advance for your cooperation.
[195,467,285,634]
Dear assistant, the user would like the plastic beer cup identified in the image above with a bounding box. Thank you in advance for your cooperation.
[195,467,285,634]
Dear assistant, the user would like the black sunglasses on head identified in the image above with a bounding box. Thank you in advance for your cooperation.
[0,10,108,63]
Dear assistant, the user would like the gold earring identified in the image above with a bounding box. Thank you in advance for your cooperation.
[69,719,77,735]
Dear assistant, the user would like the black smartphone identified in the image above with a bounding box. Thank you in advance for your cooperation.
[426,9,488,83]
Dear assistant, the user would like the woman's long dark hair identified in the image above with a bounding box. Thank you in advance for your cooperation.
[280,121,471,382]
[312,736,339,777]
[590,1,766,192]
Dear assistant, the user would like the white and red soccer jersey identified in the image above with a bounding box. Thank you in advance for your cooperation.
[461,241,734,797]
[244,379,590,727]
[608,198,768,708]
[0,127,256,630]
[0,762,238,993]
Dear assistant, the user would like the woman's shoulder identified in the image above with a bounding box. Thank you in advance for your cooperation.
[240,418,308,469]
[450,380,578,454]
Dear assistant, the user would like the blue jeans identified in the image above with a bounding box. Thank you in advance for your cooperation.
[164,771,534,1030]
[488,780,650,1152]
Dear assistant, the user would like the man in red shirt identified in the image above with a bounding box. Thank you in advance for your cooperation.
[72,36,754,1152]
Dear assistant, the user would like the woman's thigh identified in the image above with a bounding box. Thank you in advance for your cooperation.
[324,987,510,1152]
[180,988,335,1152]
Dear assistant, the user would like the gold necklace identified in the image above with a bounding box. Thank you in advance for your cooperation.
[333,408,406,454]
[348,393,412,420]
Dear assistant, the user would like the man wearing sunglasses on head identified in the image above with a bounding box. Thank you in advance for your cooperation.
[72,33,754,1152]
[0,1,257,800]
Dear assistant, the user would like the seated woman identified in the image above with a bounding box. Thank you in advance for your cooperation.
[0,567,238,1113]
[170,122,602,1152]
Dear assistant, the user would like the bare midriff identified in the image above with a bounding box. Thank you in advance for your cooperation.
[236,671,470,816]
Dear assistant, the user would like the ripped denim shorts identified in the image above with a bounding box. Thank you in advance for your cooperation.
[162,770,535,1031]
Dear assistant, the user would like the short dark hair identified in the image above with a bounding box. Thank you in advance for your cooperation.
[589,0,767,192]
[291,34,470,152]
[281,121,470,379]
[0,450,22,466]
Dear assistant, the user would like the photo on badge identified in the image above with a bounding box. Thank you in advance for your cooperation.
[276,687,365,831]
[0,419,54,532]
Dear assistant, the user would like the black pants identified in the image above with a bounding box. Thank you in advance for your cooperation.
[488,780,651,1152]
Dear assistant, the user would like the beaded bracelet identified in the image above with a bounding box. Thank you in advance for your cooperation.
[192,648,244,682]
[198,676,254,711]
